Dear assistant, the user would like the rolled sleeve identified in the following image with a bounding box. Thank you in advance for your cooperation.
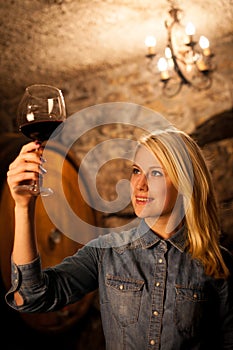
[5,255,44,309]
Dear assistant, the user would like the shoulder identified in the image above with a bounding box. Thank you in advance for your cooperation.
[86,226,139,250]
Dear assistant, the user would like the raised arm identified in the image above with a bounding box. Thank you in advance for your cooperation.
[7,141,43,304]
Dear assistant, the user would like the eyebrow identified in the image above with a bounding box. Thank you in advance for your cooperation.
[132,163,164,170]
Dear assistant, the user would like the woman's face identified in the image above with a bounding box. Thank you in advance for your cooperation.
[130,145,179,222]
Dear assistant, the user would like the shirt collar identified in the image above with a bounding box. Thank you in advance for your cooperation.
[167,226,187,252]
[137,219,187,252]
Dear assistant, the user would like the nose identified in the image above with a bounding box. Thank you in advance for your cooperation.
[136,173,148,191]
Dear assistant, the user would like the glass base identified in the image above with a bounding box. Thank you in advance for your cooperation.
[14,184,53,197]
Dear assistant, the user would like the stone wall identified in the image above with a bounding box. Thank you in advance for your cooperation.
[0,38,232,246]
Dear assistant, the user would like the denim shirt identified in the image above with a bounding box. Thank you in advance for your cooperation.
[5,220,233,350]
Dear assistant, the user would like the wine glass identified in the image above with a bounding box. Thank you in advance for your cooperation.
[14,84,66,196]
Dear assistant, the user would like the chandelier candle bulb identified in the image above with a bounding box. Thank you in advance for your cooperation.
[196,58,208,72]
[199,35,211,56]
[185,22,196,44]
[158,57,170,80]
[145,35,156,56]
[165,47,174,69]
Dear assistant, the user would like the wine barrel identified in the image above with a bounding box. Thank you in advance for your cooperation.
[0,133,99,333]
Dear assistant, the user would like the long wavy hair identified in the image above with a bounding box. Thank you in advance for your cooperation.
[139,127,229,279]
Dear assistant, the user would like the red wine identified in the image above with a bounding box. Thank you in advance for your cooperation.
[20,120,63,141]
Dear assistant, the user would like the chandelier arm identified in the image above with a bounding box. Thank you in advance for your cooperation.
[167,19,190,86]
[162,78,183,97]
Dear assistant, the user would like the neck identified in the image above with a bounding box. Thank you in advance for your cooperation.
[145,213,183,239]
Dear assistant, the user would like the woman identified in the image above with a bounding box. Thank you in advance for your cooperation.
[5,127,233,349]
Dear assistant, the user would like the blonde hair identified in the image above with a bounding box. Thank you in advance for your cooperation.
[139,127,229,279]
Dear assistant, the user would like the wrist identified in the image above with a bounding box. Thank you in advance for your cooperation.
[14,198,37,213]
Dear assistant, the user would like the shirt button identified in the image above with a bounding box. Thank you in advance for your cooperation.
[150,339,155,345]
[119,284,124,290]
[158,258,163,263]
[155,282,160,287]
[153,310,159,316]
[14,279,18,284]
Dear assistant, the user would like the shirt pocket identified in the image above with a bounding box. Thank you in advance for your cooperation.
[105,274,144,327]
[174,285,208,338]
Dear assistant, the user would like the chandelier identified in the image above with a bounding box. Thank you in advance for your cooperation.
[145,3,216,97]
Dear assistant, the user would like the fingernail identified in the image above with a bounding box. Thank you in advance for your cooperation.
[35,140,42,145]
[39,165,47,174]
[40,156,47,163]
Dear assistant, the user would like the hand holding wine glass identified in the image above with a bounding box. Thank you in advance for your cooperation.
[14,84,66,196]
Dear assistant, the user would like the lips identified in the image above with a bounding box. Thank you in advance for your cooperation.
[135,196,154,205]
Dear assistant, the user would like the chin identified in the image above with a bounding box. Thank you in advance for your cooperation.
[134,208,153,219]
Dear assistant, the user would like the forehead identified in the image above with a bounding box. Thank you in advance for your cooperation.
[134,145,162,169]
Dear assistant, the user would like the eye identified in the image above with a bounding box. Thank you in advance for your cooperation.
[151,169,163,177]
[132,166,140,175]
